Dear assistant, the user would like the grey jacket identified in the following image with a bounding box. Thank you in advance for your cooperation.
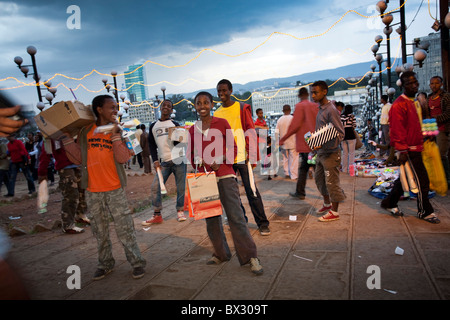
[315,101,345,154]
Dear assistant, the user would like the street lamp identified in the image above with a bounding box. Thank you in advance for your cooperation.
[101,71,119,103]
[161,86,166,100]
[14,46,57,111]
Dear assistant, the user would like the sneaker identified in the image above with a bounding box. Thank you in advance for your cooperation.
[75,214,91,225]
[63,226,85,234]
[93,268,113,281]
[4,194,14,197]
[132,267,145,279]
[318,210,340,222]
[259,226,271,236]
[141,214,163,226]
[289,192,305,200]
[177,210,186,222]
[249,258,263,275]
[317,204,332,214]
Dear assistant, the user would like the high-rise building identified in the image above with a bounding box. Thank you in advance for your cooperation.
[124,64,148,103]
[414,32,442,93]
[126,101,156,127]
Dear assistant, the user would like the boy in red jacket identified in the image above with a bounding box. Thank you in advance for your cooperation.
[381,71,439,224]
[189,91,263,275]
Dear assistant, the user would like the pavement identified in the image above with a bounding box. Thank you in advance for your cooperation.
[1,159,450,305]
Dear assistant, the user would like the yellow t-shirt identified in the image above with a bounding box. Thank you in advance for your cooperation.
[213,102,246,164]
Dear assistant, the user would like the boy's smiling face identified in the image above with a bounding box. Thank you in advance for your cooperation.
[217,83,232,104]
[195,94,212,118]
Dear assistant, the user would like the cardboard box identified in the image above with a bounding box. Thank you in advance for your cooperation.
[122,130,142,155]
[34,101,95,139]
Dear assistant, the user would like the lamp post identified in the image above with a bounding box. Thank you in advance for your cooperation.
[375,53,384,96]
[14,46,57,111]
[161,86,166,100]
[101,71,119,103]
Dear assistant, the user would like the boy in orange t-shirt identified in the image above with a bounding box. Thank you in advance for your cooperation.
[63,95,146,280]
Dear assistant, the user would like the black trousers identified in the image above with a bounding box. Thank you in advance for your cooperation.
[381,151,434,218]
[233,163,269,228]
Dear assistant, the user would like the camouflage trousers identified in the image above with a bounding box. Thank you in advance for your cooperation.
[59,167,87,229]
[85,188,146,270]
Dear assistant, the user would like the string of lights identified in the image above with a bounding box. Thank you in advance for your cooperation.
[0,1,408,90]
[0,33,403,94]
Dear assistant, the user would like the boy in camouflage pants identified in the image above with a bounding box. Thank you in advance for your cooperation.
[62,95,146,280]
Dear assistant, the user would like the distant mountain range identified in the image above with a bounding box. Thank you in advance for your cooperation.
[181,58,411,97]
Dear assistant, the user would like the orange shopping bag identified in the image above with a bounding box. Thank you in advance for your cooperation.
[185,171,222,220]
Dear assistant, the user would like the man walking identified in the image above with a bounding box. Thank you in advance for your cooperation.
[381,71,439,223]
[276,104,299,180]
[310,81,346,222]
[280,87,318,199]
[6,133,35,196]
[214,79,270,236]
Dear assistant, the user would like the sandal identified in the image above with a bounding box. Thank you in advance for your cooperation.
[389,208,404,217]
[422,213,440,224]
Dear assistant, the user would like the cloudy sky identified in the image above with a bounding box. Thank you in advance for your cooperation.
[0,0,439,110]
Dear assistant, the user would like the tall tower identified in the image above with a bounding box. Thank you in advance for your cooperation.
[124,64,148,102]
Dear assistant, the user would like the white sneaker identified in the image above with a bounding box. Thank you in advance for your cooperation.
[249,258,263,275]
[177,210,186,222]
[63,226,85,234]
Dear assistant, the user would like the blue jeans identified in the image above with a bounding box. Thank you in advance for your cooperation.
[151,161,186,212]
[9,162,35,195]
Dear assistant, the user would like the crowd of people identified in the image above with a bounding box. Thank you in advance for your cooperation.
[0,73,448,282]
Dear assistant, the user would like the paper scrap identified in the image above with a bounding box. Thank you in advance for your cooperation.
[289,215,297,221]
[383,289,397,294]
[9,216,21,220]
[293,254,313,262]
[143,227,151,231]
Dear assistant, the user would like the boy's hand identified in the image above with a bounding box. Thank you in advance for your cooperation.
[210,161,220,171]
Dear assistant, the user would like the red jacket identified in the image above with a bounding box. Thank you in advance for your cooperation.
[282,100,319,153]
[7,139,29,163]
[389,94,423,153]
[188,117,237,177]
[38,140,75,177]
